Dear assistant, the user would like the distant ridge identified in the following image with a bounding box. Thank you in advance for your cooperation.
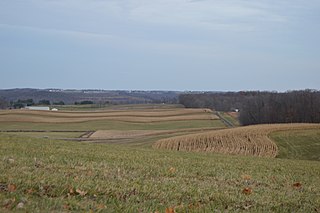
[0,88,181,104]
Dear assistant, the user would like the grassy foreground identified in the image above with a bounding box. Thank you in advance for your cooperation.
[1,134,320,212]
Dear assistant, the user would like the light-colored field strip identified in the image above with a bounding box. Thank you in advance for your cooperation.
[0,108,212,117]
[90,130,168,139]
[0,108,217,123]
[153,123,320,157]
[89,127,224,140]
[0,114,217,123]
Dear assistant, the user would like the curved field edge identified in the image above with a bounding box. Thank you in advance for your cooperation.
[270,128,320,161]
[153,124,320,158]
[1,133,320,212]
[0,119,225,131]
[0,108,218,123]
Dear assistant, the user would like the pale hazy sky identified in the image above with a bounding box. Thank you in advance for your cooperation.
[1,0,319,91]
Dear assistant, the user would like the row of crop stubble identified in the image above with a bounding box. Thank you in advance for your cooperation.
[153,123,320,157]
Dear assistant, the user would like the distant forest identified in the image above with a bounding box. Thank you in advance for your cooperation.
[179,90,320,125]
[0,89,180,107]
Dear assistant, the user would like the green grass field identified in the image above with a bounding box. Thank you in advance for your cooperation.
[219,112,240,126]
[4,132,85,139]
[1,105,320,212]
[270,129,320,161]
[1,133,320,212]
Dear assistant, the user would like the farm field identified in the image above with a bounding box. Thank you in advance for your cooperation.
[0,104,320,211]
[270,129,320,161]
[0,108,218,123]
[0,106,221,133]
[154,123,320,158]
[2,131,85,139]
[1,134,320,212]
[0,119,224,132]
[53,104,185,111]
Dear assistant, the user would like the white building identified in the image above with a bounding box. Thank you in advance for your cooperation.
[25,106,50,111]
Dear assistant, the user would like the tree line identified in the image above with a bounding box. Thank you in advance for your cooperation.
[0,98,107,109]
[0,89,179,105]
[179,90,320,125]
[0,99,66,109]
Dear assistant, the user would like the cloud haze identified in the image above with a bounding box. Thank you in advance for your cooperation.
[1,0,319,91]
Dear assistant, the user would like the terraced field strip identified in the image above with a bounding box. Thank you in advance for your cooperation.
[153,123,320,157]
[0,108,212,117]
[2,131,86,139]
[0,119,224,132]
[55,103,184,111]
[0,108,218,123]
[90,127,225,140]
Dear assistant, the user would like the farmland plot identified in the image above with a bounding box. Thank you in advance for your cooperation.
[0,105,225,146]
[153,124,320,157]
[1,105,320,211]
[0,108,217,123]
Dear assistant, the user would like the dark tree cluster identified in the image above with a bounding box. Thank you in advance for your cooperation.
[11,99,35,108]
[7,99,64,108]
[0,97,8,109]
[53,101,65,105]
[239,90,320,125]
[75,100,94,105]
[179,90,320,125]
[179,92,258,111]
[38,99,51,105]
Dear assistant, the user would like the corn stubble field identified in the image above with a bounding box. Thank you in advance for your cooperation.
[0,104,320,212]
[154,123,320,158]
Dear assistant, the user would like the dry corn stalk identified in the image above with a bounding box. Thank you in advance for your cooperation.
[153,123,320,157]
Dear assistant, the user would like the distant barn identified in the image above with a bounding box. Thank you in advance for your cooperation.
[25,106,50,111]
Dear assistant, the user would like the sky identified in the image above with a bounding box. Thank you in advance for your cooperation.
[1,0,320,91]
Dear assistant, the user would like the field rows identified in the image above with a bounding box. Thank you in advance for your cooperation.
[0,109,218,123]
[89,127,224,140]
[0,108,212,117]
[153,123,320,157]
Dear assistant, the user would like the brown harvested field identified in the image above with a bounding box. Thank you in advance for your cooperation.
[90,130,165,139]
[0,108,217,123]
[153,123,320,157]
[90,127,223,140]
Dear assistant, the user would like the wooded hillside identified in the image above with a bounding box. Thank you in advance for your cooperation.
[179,90,320,125]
